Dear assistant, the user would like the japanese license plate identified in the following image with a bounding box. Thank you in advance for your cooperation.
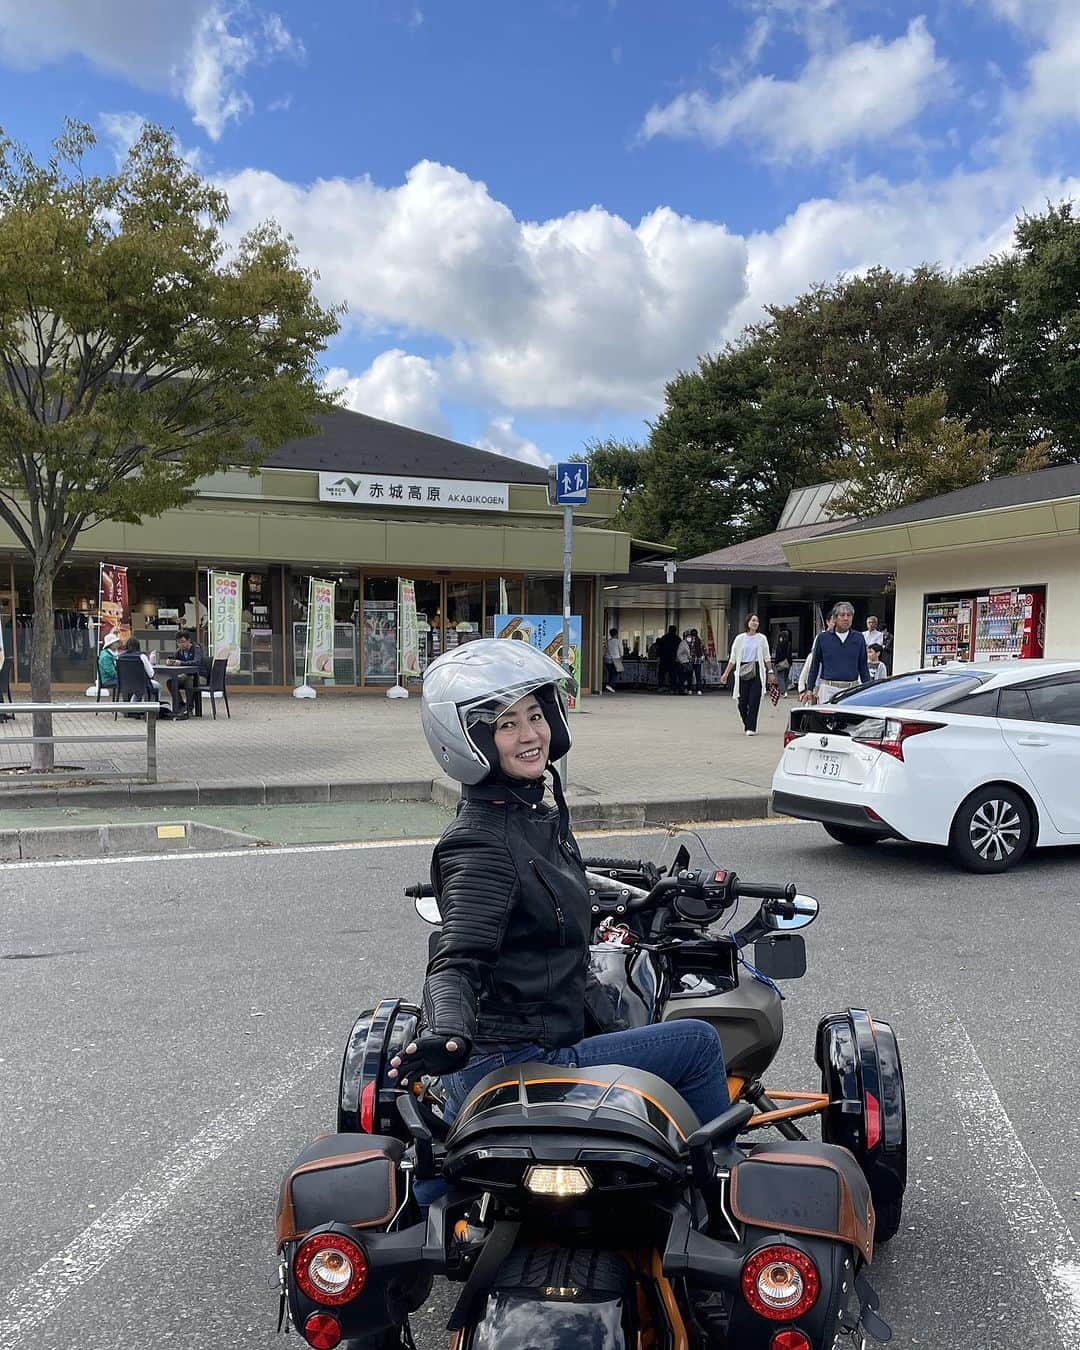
[814,752,843,779]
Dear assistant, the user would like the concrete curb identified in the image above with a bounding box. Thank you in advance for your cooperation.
[0,774,774,832]
[0,820,267,862]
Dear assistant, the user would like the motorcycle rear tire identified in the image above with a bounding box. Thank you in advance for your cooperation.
[346,1332,407,1349]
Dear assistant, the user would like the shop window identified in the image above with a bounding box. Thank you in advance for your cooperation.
[361,576,398,686]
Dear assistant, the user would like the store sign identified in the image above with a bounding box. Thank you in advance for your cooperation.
[318,472,509,512]
[210,571,244,674]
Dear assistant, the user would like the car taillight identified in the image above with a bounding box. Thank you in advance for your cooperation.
[783,729,803,747]
[865,1089,882,1150]
[741,1245,821,1320]
[303,1312,343,1348]
[294,1232,368,1306]
[360,1078,377,1132]
[853,718,940,761]
[771,1330,812,1350]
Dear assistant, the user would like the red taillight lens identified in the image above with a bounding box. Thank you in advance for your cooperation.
[783,729,802,748]
[294,1232,368,1306]
[865,1088,882,1150]
[741,1245,821,1320]
[360,1078,377,1132]
[771,1330,812,1350]
[303,1312,343,1348]
[853,718,940,761]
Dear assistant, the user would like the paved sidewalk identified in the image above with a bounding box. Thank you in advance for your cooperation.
[0,688,791,822]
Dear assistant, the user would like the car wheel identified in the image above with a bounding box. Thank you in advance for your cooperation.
[822,822,885,848]
[948,786,1032,873]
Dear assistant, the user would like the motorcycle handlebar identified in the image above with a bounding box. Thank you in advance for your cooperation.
[404,882,436,899]
[732,880,798,903]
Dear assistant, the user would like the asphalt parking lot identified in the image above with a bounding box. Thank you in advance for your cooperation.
[2,820,1078,1348]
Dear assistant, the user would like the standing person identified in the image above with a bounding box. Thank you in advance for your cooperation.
[719,614,775,735]
[97,631,121,693]
[773,625,792,695]
[867,643,889,682]
[862,615,884,646]
[390,641,730,1130]
[797,615,836,696]
[675,631,692,694]
[655,624,680,693]
[800,602,869,704]
[687,628,705,695]
[603,627,622,693]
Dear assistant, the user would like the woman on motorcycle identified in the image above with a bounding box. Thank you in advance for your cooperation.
[389,640,730,1125]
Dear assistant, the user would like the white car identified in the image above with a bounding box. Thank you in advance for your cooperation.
[771,660,1080,872]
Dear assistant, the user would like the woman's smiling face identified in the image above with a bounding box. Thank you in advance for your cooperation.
[493,696,550,779]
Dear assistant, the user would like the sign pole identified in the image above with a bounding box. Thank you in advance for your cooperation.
[550,460,589,791]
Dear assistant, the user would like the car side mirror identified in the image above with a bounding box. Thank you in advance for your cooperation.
[414,895,441,925]
[765,894,818,931]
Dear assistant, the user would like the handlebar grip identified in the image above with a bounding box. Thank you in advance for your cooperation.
[733,880,798,902]
[404,883,436,899]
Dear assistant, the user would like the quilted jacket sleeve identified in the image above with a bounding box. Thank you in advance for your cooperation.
[423,831,518,1044]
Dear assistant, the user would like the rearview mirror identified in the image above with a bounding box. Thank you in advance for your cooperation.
[766,894,818,931]
[414,895,441,925]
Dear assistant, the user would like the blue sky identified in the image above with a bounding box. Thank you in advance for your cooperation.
[2,0,1079,464]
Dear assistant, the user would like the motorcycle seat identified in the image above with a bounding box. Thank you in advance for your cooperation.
[446,1061,701,1159]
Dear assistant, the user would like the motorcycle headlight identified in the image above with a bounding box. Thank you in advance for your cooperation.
[524,1165,593,1197]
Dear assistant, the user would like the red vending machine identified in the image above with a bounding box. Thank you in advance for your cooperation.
[973,588,1045,661]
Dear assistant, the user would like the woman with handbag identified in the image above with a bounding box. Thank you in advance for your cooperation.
[719,613,775,734]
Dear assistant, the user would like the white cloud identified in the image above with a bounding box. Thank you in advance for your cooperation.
[477,417,549,467]
[324,352,450,438]
[218,160,749,415]
[642,17,949,159]
[0,0,302,140]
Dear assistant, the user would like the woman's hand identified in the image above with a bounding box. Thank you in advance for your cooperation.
[389,1031,470,1086]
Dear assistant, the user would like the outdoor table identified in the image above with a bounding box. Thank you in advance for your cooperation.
[154,664,202,717]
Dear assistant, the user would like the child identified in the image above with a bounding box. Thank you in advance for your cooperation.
[867,643,888,682]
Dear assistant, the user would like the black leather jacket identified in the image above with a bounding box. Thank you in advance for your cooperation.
[422,791,593,1051]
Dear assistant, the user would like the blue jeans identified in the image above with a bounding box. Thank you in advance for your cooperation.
[443,1019,729,1127]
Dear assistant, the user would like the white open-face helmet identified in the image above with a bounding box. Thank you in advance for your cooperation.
[421,639,575,784]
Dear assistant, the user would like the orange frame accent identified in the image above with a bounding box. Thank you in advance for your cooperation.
[742,1090,831,1130]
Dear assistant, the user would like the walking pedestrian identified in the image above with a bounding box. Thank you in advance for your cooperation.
[773,625,792,696]
[800,602,869,704]
[603,627,622,693]
[719,614,775,734]
[656,625,680,693]
[687,628,705,694]
[675,631,692,694]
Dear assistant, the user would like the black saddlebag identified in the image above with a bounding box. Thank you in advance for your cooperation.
[276,1133,404,1245]
[729,1138,874,1264]
[339,998,421,1137]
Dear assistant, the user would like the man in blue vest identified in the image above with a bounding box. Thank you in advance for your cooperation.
[800,601,869,704]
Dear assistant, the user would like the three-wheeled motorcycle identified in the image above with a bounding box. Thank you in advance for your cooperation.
[276,847,906,1348]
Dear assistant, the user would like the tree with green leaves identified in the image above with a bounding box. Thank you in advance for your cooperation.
[0,120,339,768]
[825,388,1046,519]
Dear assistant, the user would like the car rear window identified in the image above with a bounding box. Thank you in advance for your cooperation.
[831,672,989,710]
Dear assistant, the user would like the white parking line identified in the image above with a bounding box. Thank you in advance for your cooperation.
[0,816,805,871]
[920,990,1080,1341]
[0,1048,333,1349]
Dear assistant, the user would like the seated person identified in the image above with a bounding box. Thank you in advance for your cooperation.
[174,631,208,713]
[97,631,121,690]
[117,637,166,705]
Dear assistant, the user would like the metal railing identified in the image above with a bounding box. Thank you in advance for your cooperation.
[0,702,158,783]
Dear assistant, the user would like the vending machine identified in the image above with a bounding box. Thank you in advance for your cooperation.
[973,588,1045,661]
[922,597,974,666]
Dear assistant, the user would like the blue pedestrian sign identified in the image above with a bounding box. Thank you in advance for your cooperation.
[555,462,589,505]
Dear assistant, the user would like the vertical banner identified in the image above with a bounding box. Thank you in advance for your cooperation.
[210,570,244,673]
[305,577,336,680]
[499,576,509,617]
[398,578,420,680]
[701,607,717,660]
[495,613,583,710]
[98,563,131,644]
[0,604,5,672]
